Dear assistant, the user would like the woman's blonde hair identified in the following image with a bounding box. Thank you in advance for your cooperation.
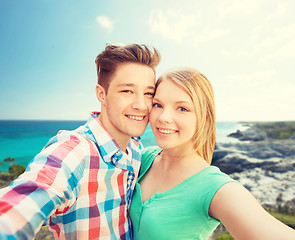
[156,68,216,164]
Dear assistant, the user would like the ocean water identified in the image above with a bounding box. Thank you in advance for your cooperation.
[0,120,245,172]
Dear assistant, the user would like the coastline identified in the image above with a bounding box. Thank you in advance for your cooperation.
[212,121,295,207]
[0,121,244,172]
[210,121,295,239]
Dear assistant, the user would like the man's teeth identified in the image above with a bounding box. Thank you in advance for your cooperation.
[128,115,144,120]
[158,128,176,134]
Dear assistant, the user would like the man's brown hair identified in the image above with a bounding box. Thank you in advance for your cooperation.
[95,43,160,92]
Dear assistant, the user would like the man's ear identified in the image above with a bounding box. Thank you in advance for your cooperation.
[96,84,106,104]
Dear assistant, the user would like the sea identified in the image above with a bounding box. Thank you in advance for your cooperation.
[0,120,247,172]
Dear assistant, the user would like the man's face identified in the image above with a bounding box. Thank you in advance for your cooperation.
[98,63,155,143]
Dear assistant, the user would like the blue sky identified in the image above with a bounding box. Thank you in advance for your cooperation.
[0,0,294,121]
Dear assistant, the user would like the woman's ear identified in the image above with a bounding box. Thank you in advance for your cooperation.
[96,84,106,104]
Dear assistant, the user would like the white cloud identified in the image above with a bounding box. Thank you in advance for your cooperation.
[259,40,295,64]
[148,9,200,42]
[265,1,288,21]
[216,80,295,121]
[221,22,295,61]
[216,0,266,19]
[193,29,228,46]
[96,16,114,32]
[222,70,276,87]
[214,68,295,121]
[222,50,253,58]
[255,24,295,50]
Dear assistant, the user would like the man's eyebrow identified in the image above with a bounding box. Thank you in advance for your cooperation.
[147,86,155,90]
[116,83,135,88]
[116,83,155,90]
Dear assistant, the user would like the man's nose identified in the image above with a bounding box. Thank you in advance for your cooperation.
[131,95,149,111]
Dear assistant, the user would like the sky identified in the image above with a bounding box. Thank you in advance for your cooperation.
[0,0,294,121]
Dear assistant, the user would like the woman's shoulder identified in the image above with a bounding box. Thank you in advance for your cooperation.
[141,146,162,157]
[189,166,238,198]
[191,166,239,219]
[202,166,238,185]
[139,146,162,177]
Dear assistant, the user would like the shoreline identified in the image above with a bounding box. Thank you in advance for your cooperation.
[0,121,244,173]
[210,121,295,239]
[212,121,295,208]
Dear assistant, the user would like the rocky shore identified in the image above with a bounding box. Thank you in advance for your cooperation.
[212,121,295,209]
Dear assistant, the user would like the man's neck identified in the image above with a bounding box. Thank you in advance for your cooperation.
[98,113,130,153]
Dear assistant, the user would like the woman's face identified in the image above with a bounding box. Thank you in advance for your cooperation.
[149,79,197,151]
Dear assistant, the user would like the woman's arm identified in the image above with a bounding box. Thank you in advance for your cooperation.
[209,182,295,240]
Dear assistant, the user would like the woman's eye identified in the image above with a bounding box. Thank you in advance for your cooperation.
[152,103,162,108]
[178,107,188,112]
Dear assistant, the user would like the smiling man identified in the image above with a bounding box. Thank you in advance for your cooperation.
[0,44,160,239]
[97,62,156,151]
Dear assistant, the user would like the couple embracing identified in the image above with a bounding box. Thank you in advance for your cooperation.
[0,43,294,239]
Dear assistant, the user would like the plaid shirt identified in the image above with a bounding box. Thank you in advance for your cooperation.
[0,112,142,239]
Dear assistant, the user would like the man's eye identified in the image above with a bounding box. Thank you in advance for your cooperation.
[121,90,132,93]
[152,103,162,108]
[145,92,154,96]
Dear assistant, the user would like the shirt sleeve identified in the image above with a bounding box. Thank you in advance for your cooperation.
[0,131,87,239]
[202,167,238,220]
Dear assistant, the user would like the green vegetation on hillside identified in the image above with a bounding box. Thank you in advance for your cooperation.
[213,207,295,239]
[214,232,234,240]
[242,121,295,140]
[0,162,25,188]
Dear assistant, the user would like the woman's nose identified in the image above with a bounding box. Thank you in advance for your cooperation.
[158,108,173,123]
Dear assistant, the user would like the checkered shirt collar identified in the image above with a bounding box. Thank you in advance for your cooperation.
[87,112,140,171]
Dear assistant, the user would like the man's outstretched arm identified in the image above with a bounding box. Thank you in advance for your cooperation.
[0,132,85,239]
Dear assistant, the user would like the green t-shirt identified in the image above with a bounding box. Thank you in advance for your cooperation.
[130,146,237,240]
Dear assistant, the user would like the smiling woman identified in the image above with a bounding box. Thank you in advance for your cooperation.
[149,79,197,152]
[129,67,295,240]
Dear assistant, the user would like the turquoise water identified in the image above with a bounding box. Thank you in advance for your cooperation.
[0,120,244,172]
